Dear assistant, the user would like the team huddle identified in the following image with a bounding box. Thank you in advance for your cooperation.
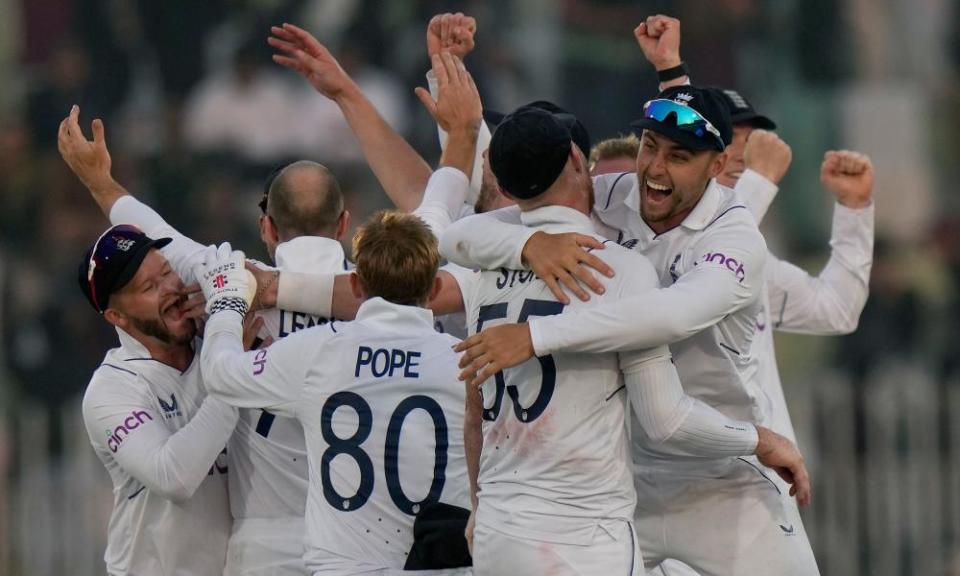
[59,12,874,576]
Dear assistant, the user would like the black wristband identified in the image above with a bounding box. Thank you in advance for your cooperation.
[657,62,689,83]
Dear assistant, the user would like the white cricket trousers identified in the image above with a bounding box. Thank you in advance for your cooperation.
[472,518,642,576]
[225,517,308,575]
[635,456,820,576]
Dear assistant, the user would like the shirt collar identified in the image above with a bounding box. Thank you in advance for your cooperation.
[519,205,596,235]
[623,178,724,232]
[354,297,436,333]
[275,236,347,273]
[116,327,151,358]
[680,180,724,231]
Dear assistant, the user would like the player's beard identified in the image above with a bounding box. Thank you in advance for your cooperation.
[131,315,194,346]
[474,179,500,214]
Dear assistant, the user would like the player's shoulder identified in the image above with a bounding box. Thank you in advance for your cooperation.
[706,187,761,231]
[592,171,637,213]
[591,240,660,293]
[83,358,149,414]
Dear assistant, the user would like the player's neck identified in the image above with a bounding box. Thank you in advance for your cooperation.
[141,338,195,372]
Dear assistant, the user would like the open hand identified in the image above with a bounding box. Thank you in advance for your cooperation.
[57,104,113,192]
[268,23,356,100]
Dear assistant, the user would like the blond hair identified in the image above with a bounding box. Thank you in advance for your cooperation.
[352,211,440,306]
[589,134,641,170]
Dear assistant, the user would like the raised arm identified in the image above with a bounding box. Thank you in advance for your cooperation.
[737,130,793,222]
[424,12,490,205]
[269,23,431,212]
[59,105,207,283]
[634,15,689,91]
[412,50,483,236]
[83,379,237,503]
[768,150,874,334]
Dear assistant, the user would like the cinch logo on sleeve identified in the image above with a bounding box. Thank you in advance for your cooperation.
[106,409,154,453]
[697,251,746,283]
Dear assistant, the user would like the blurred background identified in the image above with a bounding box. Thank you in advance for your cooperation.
[0,0,958,574]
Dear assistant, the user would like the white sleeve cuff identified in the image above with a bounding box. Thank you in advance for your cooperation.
[277,271,335,318]
[735,169,779,223]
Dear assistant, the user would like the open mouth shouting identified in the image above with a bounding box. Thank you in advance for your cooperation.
[644,179,673,206]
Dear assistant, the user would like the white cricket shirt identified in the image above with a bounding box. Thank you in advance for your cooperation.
[457,205,669,545]
[440,175,771,465]
[82,329,235,575]
[201,298,470,575]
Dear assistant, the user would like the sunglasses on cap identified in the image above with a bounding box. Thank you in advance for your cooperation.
[642,99,724,150]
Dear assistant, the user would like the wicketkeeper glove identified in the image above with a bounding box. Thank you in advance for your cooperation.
[193,243,258,317]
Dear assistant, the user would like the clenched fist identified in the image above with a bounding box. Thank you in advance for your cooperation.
[744,130,793,185]
[820,150,873,209]
[634,15,681,71]
[427,12,477,60]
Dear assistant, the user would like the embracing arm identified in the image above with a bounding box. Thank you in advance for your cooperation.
[530,223,767,355]
[83,377,238,503]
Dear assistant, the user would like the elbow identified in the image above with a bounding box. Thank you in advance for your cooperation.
[833,315,859,335]
[151,479,194,504]
[643,425,674,446]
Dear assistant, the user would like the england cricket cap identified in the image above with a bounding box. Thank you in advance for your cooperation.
[78,224,172,313]
[484,100,591,155]
[489,106,573,200]
[714,87,776,130]
[631,85,732,152]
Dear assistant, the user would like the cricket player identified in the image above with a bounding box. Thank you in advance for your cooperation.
[58,43,478,572]
[460,105,809,576]
[196,212,471,575]
[74,223,237,575]
[445,86,821,575]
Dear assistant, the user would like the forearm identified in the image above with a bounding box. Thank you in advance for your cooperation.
[439,127,479,181]
[773,202,874,334]
[625,358,757,457]
[429,70,490,205]
[412,167,471,239]
[109,195,208,282]
[464,385,483,511]
[88,176,130,218]
[123,397,237,503]
[439,207,532,270]
[531,269,751,355]
[335,84,431,212]
[736,169,778,224]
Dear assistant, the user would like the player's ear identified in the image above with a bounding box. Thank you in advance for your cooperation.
[708,151,727,178]
[259,215,278,245]
[349,272,364,301]
[103,306,127,330]
[335,210,351,241]
[427,275,443,303]
[570,143,586,174]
